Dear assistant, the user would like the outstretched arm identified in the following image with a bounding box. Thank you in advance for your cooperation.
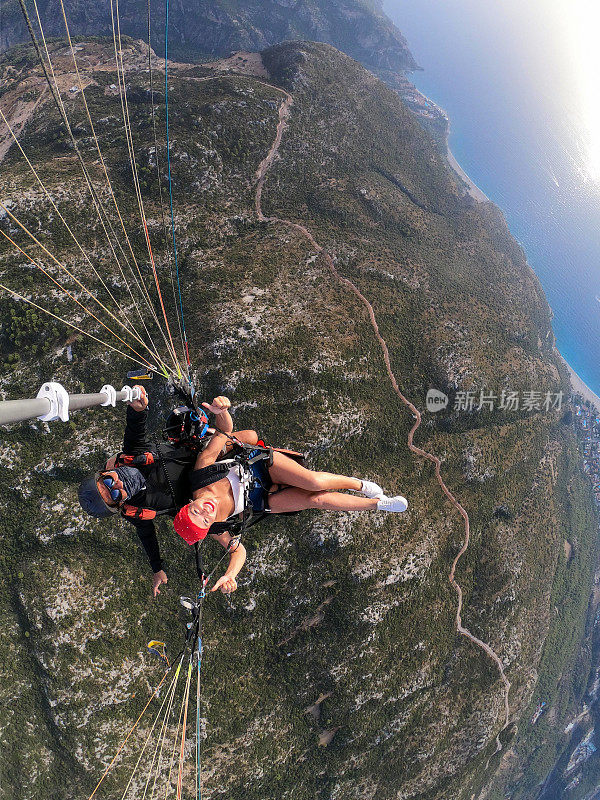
[209,531,247,593]
[202,395,233,434]
[122,386,151,455]
[131,518,168,598]
[194,397,234,470]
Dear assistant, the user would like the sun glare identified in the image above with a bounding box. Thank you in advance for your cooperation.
[564,0,600,181]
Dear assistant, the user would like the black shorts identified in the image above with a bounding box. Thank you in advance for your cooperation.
[247,450,272,513]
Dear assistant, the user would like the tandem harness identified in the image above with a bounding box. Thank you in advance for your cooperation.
[189,442,277,534]
[189,441,305,585]
[115,444,197,522]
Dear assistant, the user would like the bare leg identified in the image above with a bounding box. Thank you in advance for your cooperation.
[233,429,259,445]
[220,429,259,453]
[269,487,378,513]
[268,451,362,492]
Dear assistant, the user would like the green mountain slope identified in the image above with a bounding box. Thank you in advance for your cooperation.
[0,37,596,800]
[0,0,418,69]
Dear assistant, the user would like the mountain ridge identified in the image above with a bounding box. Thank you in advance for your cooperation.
[0,33,596,800]
[0,0,419,70]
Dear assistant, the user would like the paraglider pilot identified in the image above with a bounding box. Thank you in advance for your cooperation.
[77,386,258,597]
[78,388,408,597]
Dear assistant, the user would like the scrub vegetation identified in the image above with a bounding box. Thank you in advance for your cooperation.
[0,37,596,800]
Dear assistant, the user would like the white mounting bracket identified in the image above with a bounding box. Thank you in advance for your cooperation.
[118,385,141,403]
[120,385,133,403]
[37,381,70,422]
[100,384,117,407]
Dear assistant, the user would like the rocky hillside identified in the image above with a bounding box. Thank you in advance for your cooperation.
[0,0,418,69]
[0,36,597,800]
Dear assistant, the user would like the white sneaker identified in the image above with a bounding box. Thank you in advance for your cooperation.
[359,479,384,498]
[377,495,408,513]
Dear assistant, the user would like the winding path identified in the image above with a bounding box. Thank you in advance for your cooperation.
[255,88,512,752]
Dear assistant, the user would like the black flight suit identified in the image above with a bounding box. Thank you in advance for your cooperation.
[122,405,196,573]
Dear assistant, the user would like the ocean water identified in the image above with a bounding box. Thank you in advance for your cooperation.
[383,0,600,395]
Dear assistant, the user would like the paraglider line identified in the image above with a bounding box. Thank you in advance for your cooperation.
[164,0,192,380]
[85,667,171,800]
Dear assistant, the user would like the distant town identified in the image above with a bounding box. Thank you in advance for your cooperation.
[555,396,600,794]
[398,81,448,130]
[573,397,600,506]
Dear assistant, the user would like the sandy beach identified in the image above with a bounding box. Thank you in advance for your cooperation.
[400,81,490,204]
[445,144,490,204]
[555,348,600,414]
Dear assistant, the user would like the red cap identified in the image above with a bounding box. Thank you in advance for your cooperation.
[173,504,209,545]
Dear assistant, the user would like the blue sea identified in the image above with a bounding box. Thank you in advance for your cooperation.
[383,0,600,396]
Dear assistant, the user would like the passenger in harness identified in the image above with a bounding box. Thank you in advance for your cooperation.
[174,408,409,595]
[77,387,259,597]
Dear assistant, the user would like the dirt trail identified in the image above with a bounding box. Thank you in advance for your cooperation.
[0,45,511,758]
[255,89,512,753]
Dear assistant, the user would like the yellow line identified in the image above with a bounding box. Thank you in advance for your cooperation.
[176,662,194,799]
[163,659,191,800]
[144,12,187,371]
[144,662,182,799]
[109,0,182,373]
[0,110,166,369]
[29,0,178,373]
[85,667,173,800]
[0,201,170,373]
[118,663,183,800]
[55,0,175,363]
[0,283,154,370]
[0,230,156,370]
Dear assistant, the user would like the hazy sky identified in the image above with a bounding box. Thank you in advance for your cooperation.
[384,0,600,183]
[381,0,600,393]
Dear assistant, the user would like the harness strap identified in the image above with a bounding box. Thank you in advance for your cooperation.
[123,504,153,520]
[121,503,176,520]
[121,500,177,519]
[247,447,273,467]
[189,460,235,492]
[194,542,205,583]
[207,511,267,537]
[188,442,302,588]
[188,445,273,493]
[115,451,155,467]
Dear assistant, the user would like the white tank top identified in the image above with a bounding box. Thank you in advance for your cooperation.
[226,464,250,516]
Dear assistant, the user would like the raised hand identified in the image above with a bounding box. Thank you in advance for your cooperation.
[201,396,231,416]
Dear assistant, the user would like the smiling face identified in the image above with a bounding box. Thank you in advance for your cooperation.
[187,497,219,529]
[96,470,127,507]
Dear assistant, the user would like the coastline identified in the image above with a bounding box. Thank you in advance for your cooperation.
[445,143,490,204]
[398,77,490,204]
[555,348,600,414]
[400,75,598,409]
